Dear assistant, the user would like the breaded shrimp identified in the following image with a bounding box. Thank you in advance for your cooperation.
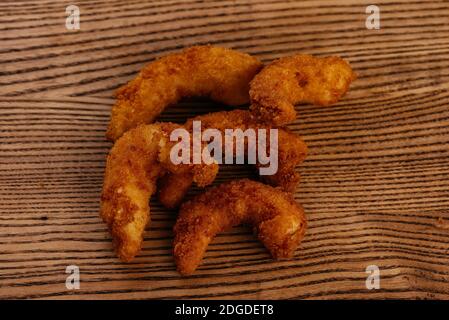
[250,54,356,125]
[173,179,307,275]
[106,46,263,140]
[100,123,218,262]
[158,110,308,208]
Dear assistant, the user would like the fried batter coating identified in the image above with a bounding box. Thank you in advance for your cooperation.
[158,171,195,210]
[158,110,308,208]
[106,46,263,140]
[250,54,356,125]
[173,179,307,275]
[100,123,218,262]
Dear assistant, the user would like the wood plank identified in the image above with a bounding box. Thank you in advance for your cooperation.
[0,0,449,299]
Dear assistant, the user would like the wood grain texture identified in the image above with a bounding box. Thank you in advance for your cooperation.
[1,0,449,299]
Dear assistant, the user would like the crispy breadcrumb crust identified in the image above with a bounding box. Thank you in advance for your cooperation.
[158,110,308,208]
[173,179,307,275]
[106,46,263,140]
[250,54,356,125]
[100,123,218,261]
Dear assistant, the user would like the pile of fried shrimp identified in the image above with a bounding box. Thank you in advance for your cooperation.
[100,45,356,275]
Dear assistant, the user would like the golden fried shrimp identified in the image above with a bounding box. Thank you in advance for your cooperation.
[158,171,195,210]
[173,179,307,275]
[100,123,218,262]
[106,46,263,141]
[250,54,356,125]
[158,110,307,208]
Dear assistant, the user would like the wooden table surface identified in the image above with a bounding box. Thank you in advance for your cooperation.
[1,0,449,300]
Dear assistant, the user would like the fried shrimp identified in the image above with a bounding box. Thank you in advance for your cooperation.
[158,110,308,209]
[173,179,307,275]
[100,123,218,262]
[106,46,263,141]
[250,54,356,125]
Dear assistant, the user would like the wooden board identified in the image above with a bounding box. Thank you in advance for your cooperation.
[1,0,449,299]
